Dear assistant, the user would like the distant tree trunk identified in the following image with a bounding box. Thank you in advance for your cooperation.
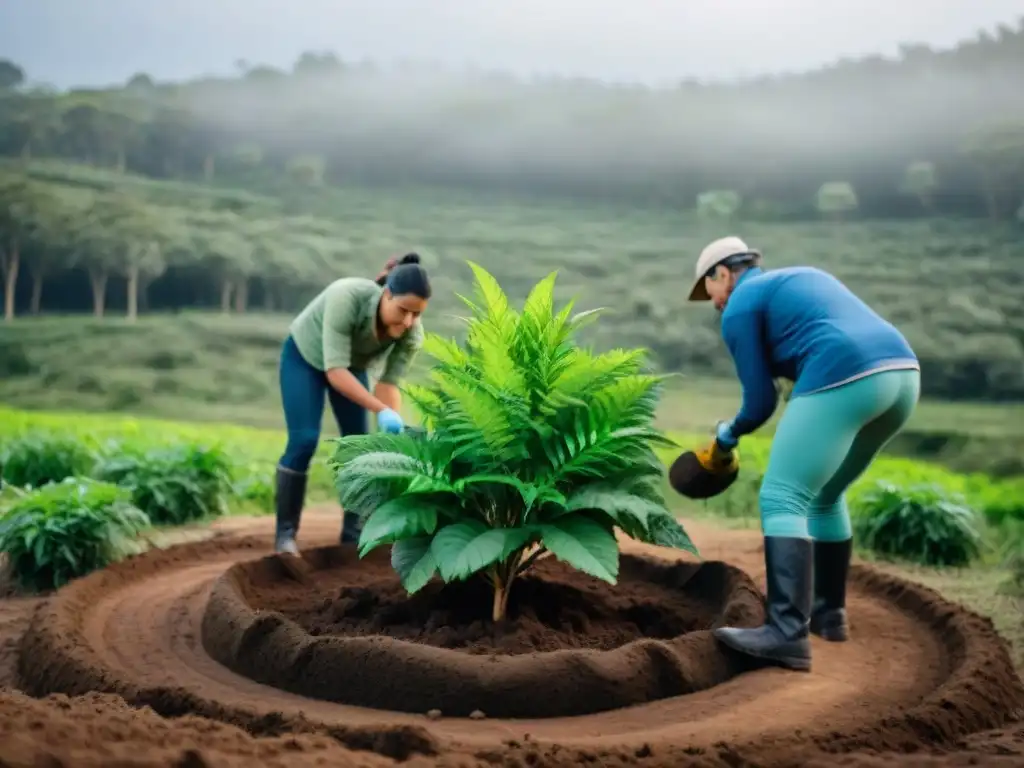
[262,280,277,311]
[139,276,152,313]
[116,148,126,173]
[204,154,216,182]
[233,279,248,313]
[29,268,44,314]
[89,269,108,317]
[220,279,234,313]
[1,242,19,322]
[126,265,139,321]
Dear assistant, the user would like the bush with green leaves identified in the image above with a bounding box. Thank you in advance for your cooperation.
[93,442,234,525]
[0,478,150,591]
[329,263,697,622]
[997,521,1023,597]
[852,482,983,567]
[0,432,95,489]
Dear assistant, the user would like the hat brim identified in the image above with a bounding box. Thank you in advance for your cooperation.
[688,277,711,302]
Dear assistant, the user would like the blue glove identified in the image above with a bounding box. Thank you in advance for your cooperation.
[715,420,739,452]
[377,408,404,434]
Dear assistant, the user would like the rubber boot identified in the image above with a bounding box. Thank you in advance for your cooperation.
[713,536,813,672]
[340,508,363,545]
[274,465,307,555]
[809,538,852,642]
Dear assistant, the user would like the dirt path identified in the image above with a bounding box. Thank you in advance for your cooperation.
[1,508,1022,767]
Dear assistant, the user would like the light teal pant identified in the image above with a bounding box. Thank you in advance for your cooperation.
[759,368,921,541]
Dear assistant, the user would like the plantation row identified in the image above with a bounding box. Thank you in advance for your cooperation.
[2,24,1024,220]
[3,163,1024,402]
[1,402,1020,596]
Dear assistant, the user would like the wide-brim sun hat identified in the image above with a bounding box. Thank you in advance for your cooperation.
[687,236,761,301]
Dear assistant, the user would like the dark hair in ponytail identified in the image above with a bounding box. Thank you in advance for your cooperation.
[375,252,432,299]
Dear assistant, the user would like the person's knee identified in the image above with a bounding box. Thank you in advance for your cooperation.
[280,429,320,472]
[758,480,813,538]
[807,498,852,541]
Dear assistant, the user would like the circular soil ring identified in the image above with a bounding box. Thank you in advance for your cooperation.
[14,515,1024,765]
[201,545,767,717]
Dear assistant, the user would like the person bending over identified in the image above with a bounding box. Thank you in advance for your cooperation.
[688,236,920,671]
[274,253,431,555]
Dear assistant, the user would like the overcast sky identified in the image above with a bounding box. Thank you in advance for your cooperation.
[2,0,1023,88]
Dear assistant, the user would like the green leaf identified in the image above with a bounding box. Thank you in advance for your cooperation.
[390,536,438,594]
[562,484,667,534]
[429,521,535,582]
[539,514,619,583]
[645,511,700,557]
[356,496,441,557]
[430,520,490,581]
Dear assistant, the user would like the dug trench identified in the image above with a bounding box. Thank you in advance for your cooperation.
[200,545,766,717]
[1,510,1022,767]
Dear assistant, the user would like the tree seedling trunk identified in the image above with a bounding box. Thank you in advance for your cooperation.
[492,575,513,623]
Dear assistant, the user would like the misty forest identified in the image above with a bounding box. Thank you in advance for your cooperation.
[1,21,1023,403]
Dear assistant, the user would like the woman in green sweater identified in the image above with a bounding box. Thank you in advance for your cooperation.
[274,253,431,555]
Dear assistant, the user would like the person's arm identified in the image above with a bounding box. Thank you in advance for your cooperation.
[721,307,779,440]
[372,324,424,412]
[375,381,402,411]
[377,324,423,393]
[322,285,389,414]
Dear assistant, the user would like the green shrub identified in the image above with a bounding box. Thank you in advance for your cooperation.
[997,521,1023,597]
[852,482,983,567]
[0,478,150,591]
[0,432,95,488]
[93,443,234,525]
[329,263,696,622]
[231,467,274,513]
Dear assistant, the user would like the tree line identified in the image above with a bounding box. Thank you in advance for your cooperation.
[2,162,1022,403]
[2,20,1024,219]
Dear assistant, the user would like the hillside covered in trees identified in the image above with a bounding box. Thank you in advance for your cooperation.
[2,20,1024,218]
[1,23,1023,405]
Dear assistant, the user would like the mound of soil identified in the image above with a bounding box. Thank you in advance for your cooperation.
[201,544,766,717]
[249,546,746,655]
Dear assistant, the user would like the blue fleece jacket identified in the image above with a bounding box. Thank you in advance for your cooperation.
[720,266,918,439]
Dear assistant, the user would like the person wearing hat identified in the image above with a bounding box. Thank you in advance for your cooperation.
[273,253,431,555]
[688,236,920,671]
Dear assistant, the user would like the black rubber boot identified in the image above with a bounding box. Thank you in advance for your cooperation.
[274,465,307,555]
[340,509,363,545]
[713,536,813,672]
[809,538,852,642]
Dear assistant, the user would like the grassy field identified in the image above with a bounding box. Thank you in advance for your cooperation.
[3,312,1023,477]
[1,403,1018,671]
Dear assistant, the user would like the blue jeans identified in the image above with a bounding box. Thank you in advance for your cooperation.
[277,335,369,473]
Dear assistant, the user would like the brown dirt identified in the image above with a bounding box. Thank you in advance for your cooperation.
[0,508,1021,767]
[248,550,752,654]
[200,546,763,717]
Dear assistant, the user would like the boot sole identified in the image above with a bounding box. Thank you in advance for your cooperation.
[714,632,812,672]
[811,626,849,642]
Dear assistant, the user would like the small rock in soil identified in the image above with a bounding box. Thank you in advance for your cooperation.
[469,709,486,720]
[426,709,442,720]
